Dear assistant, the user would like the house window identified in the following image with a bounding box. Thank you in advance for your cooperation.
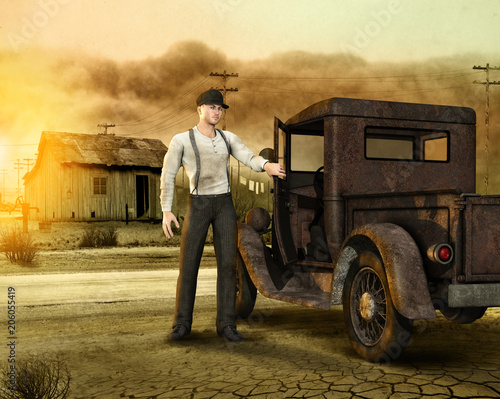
[93,177,107,195]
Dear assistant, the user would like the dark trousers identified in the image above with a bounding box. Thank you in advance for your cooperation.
[173,193,237,332]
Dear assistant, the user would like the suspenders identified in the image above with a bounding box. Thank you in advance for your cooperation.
[189,128,231,195]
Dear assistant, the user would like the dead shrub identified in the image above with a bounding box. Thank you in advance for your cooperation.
[0,354,71,399]
[0,226,38,264]
[79,226,118,248]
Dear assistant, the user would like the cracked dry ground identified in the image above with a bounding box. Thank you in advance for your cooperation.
[14,294,500,399]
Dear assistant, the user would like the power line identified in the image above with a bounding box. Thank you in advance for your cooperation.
[0,143,38,147]
[116,69,475,137]
[238,83,471,97]
[119,102,196,137]
[242,68,477,81]
[116,76,212,127]
[112,68,480,140]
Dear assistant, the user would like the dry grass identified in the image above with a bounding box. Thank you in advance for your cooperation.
[0,213,177,251]
[1,355,71,399]
[0,225,39,264]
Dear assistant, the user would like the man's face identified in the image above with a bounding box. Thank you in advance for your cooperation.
[199,104,223,125]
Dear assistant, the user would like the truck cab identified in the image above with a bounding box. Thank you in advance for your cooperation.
[236,97,500,362]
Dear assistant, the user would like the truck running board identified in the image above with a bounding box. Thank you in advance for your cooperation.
[238,223,332,310]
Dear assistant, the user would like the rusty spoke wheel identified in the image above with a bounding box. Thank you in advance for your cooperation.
[352,268,387,345]
[343,249,413,363]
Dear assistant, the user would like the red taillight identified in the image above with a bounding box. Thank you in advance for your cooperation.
[438,246,452,262]
[427,243,454,265]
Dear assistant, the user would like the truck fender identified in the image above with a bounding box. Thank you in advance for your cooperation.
[237,223,283,298]
[332,223,436,320]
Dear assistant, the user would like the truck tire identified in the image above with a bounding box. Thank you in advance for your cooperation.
[343,249,413,363]
[440,306,487,324]
[434,281,487,324]
[235,251,257,319]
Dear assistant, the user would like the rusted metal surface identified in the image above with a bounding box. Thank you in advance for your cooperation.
[345,192,459,280]
[322,116,476,198]
[238,223,331,309]
[448,283,500,307]
[285,97,476,126]
[344,223,436,320]
[464,195,500,282]
[244,207,271,233]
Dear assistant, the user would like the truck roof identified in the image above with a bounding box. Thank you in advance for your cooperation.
[285,97,476,126]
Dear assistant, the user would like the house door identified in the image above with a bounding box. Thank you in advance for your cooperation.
[136,175,149,218]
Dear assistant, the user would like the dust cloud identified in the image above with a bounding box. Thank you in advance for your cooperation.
[1,40,500,192]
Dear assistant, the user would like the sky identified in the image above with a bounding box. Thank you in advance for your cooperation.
[2,0,499,62]
[1,0,500,200]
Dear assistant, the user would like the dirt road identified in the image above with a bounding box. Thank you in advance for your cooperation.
[2,253,500,398]
[1,269,216,305]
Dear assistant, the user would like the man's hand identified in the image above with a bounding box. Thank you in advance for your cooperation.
[162,211,180,239]
[264,162,286,178]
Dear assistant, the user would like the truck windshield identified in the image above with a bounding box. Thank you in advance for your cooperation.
[290,134,324,172]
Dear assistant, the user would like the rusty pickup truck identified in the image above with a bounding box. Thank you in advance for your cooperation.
[235,97,500,362]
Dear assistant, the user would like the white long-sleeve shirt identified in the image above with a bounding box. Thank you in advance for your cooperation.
[160,126,268,212]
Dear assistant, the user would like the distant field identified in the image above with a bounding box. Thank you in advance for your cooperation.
[0,212,217,274]
[0,211,179,251]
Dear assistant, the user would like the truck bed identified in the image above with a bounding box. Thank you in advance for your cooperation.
[463,195,500,282]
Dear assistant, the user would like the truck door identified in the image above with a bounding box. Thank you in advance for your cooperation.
[273,117,298,265]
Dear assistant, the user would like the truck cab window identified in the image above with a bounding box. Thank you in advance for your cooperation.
[365,127,449,162]
[366,137,414,160]
[423,136,448,161]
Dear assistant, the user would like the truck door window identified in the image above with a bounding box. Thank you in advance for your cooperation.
[290,134,324,172]
[365,128,449,162]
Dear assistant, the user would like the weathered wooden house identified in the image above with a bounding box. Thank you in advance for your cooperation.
[24,131,167,222]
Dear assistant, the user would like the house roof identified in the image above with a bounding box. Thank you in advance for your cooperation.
[39,131,167,168]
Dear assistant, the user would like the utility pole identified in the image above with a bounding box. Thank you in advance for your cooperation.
[97,123,115,135]
[473,64,500,194]
[24,158,34,173]
[14,159,24,197]
[210,70,238,130]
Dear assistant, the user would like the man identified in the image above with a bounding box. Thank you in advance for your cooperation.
[161,89,285,342]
